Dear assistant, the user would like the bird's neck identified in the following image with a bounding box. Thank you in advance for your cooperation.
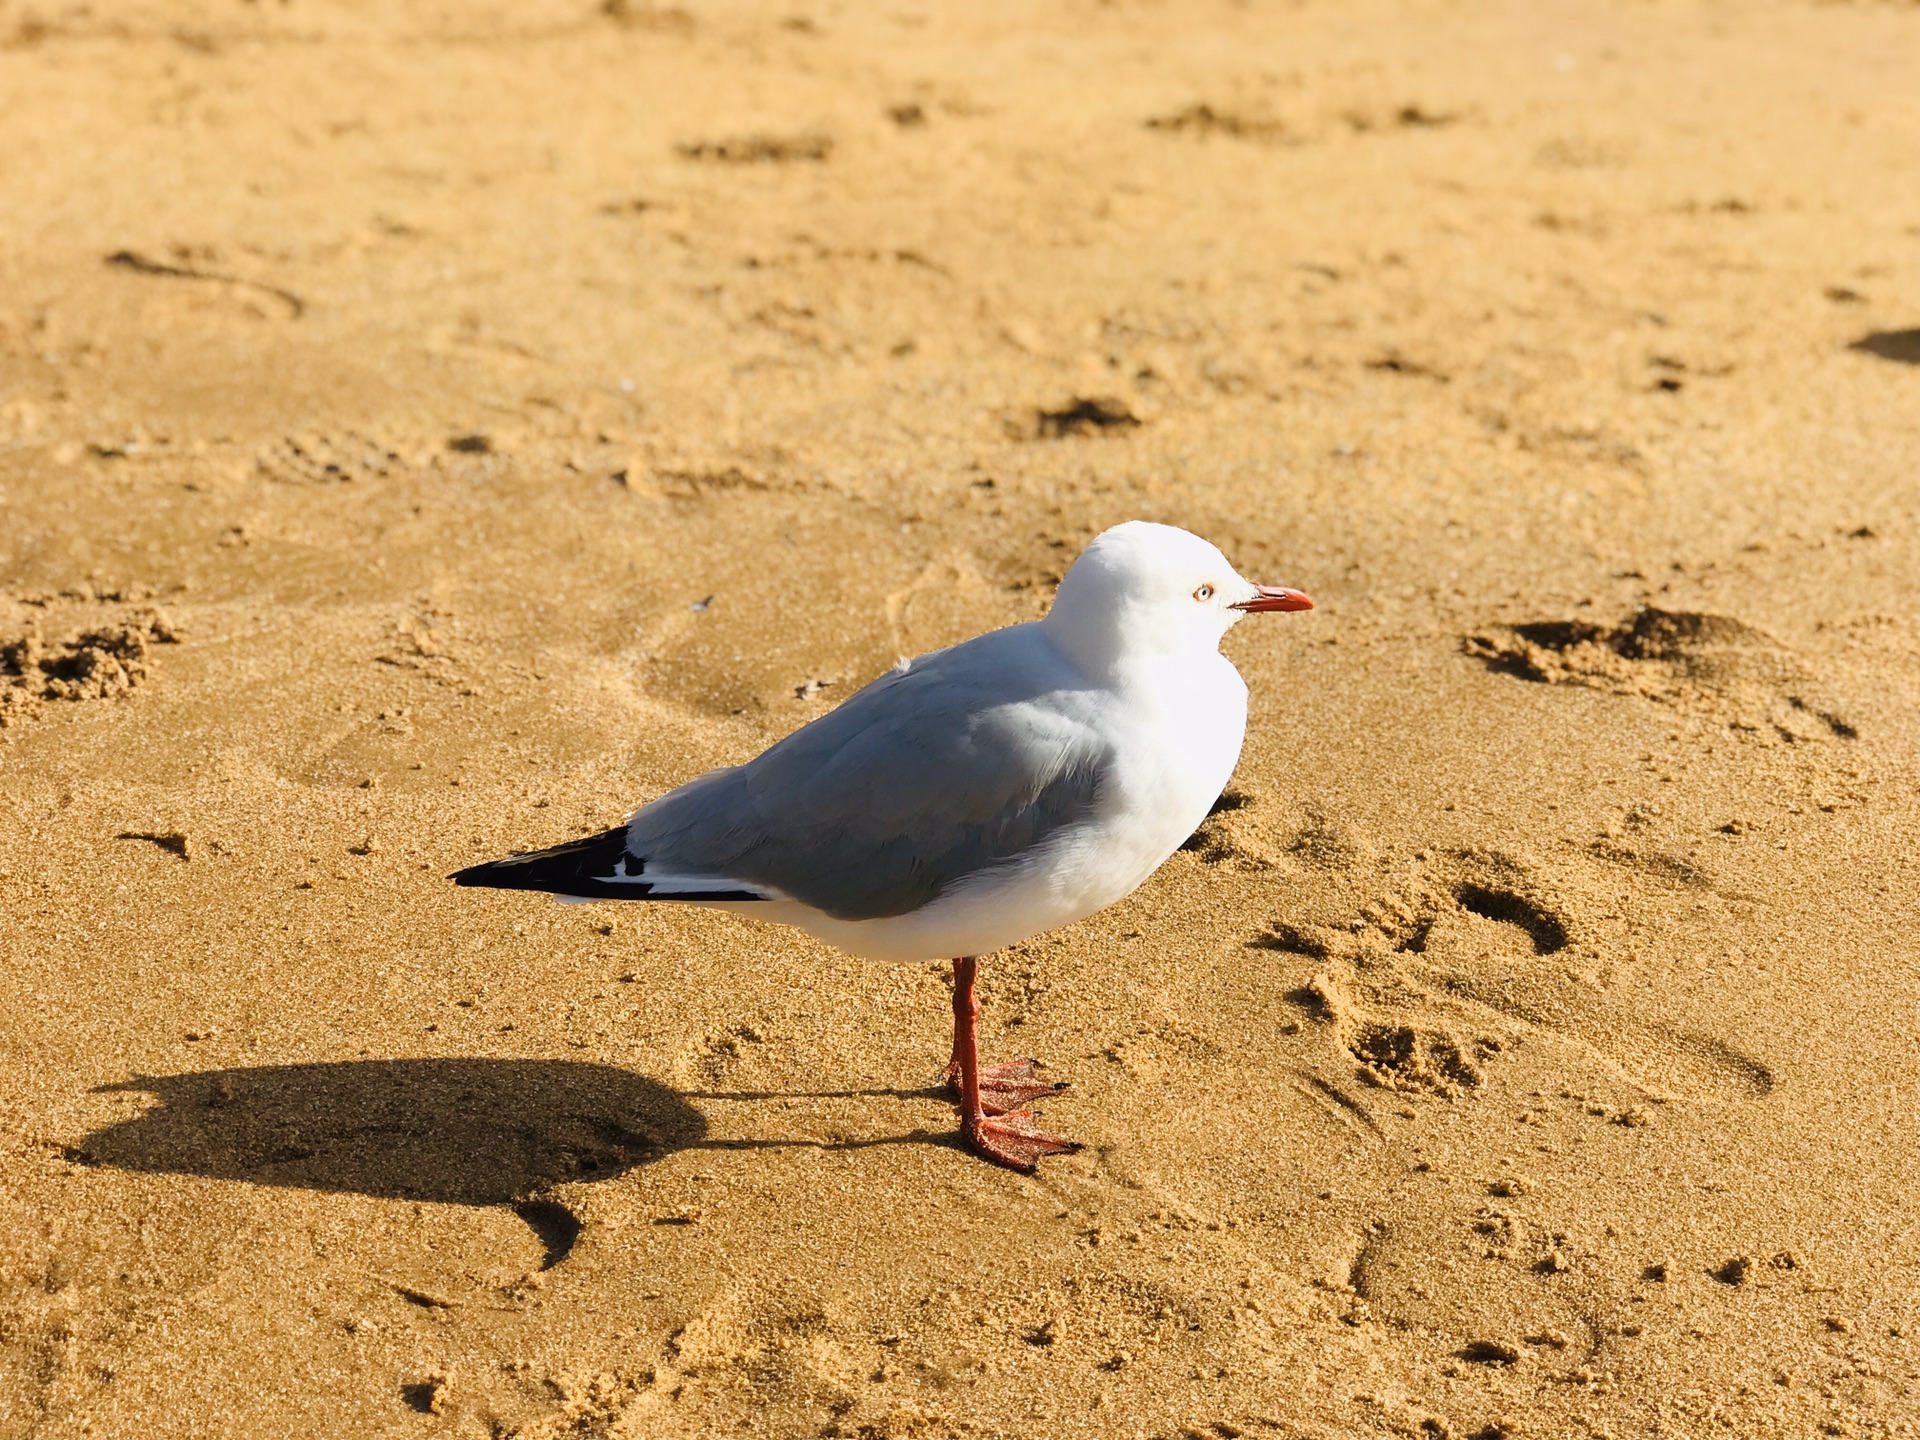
[1040,611,1221,698]
[1039,610,1126,685]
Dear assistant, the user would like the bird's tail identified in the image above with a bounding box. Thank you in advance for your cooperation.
[450,826,769,903]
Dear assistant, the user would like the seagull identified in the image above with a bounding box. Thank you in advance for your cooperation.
[453,521,1312,1170]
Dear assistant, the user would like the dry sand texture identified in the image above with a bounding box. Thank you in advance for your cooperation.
[3,1,1920,1436]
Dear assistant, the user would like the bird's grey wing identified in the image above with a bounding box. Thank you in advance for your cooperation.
[624,636,1113,920]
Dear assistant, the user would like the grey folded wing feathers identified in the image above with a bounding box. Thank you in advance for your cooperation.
[625,634,1115,921]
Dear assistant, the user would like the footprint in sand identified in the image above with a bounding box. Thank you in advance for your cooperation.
[1274,961,1496,1100]
[1181,788,1373,872]
[255,431,405,485]
[1259,848,1776,1105]
[1419,855,1776,1103]
[882,549,1011,658]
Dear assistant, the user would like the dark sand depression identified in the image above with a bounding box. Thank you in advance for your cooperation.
[2,2,1918,1436]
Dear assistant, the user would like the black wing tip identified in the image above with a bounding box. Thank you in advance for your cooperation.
[447,826,767,903]
[449,861,511,888]
[448,827,633,896]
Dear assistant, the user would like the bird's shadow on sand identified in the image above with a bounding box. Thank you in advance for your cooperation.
[1852,329,1920,365]
[76,1058,706,1206]
[72,1059,954,1265]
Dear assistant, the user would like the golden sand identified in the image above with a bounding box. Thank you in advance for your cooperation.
[3,2,1918,1435]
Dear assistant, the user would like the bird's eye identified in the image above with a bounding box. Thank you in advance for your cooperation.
[1194,584,1215,602]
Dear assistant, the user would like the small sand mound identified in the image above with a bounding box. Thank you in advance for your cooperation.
[1466,607,1862,742]
[1465,607,1786,700]
[0,608,179,727]
[1031,396,1142,439]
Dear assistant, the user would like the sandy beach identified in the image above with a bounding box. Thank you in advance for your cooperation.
[3,1,1919,1435]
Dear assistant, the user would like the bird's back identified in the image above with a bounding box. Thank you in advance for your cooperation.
[624,621,1121,920]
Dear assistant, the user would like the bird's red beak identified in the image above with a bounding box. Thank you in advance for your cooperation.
[1231,584,1314,613]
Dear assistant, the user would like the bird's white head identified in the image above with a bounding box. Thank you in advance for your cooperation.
[1041,521,1312,674]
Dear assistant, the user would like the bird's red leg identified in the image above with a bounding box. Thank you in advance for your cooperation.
[943,959,1069,1112]
[946,956,1078,1172]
